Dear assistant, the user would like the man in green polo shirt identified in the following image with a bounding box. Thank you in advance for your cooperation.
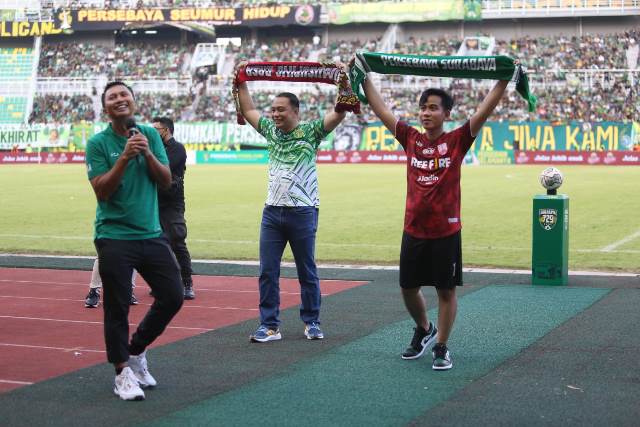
[235,62,348,343]
[85,81,184,401]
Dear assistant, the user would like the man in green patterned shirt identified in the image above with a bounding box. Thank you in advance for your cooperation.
[235,63,347,343]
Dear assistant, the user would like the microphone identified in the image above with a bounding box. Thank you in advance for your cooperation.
[124,117,139,138]
[124,118,142,163]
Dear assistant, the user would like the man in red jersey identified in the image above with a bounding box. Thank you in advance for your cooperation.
[359,69,509,370]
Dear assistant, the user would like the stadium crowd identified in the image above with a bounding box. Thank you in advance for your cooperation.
[29,30,639,124]
[38,31,639,79]
[38,42,192,79]
[29,78,638,125]
[29,94,95,123]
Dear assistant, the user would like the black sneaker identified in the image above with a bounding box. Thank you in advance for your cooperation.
[130,292,139,305]
[432,343,453,370]
[401,322,438,360]
[84,288,100,308]
[184,282,195,300]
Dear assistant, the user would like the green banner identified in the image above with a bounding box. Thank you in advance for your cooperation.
[25,120,638,155]
[477,121,635,152]
[196,150,268,164]
[359,121,459,151]
[0,124,71,150]
[327,0,476,25]
[358,121,636,153]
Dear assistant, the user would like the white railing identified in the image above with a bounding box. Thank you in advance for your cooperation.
[482,0,640,17]
[129,78,192,95]
[24,36,41,124]
[0,0,41,9]
[0,80,30,95]
[206,79,338,96]
[36,77,193,95]
[33,69,638,97]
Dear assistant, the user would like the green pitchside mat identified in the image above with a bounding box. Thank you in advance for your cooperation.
[0,256,638,426]
[145,286,608,427]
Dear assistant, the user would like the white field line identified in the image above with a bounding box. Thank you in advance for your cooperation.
[601,230,640,252]
[0,342,104,353]
[0,253,637,277]
[0,295,259,310]
[0,280,303,296]
[1,233,640,254]
[0,315,214,332]
[0,234,396,248]
[0,379,33,385]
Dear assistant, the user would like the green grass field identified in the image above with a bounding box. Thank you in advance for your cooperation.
[0,164,638,271]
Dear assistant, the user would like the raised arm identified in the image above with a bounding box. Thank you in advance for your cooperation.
[470,79,509,137]
[322,108,346,134]
[236,82,261,130]
[361,77,398,135]
[234,62,261,130]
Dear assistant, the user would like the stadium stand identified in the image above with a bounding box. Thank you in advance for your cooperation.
[0,47,36,124]
[2,0,638,137]
[28,30,639,125]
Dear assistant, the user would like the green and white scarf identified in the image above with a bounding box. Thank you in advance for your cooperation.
[350,52,536,112]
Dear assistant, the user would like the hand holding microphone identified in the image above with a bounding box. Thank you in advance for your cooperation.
[123,118,149,162]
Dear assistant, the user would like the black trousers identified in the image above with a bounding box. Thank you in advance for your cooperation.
[95,237,184,364]
[160,208,193,285]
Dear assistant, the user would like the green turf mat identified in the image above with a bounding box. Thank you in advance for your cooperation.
[146,285,608,427]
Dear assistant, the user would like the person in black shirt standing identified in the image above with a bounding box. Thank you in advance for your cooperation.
[152,117,195,300]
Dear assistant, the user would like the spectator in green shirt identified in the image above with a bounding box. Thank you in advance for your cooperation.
[85,81,184,401]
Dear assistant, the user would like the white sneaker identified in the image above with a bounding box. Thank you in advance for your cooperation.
[128,351,157,388]
[113,367,145,401]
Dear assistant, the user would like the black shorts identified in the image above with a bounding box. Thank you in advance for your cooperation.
[399,230,462,289]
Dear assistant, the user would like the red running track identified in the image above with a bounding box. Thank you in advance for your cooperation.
[0,267,367,393]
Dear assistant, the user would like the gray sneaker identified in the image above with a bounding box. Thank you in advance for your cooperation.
[84,288,100,308]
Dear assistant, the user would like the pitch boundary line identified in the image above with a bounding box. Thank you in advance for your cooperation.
[0,295,260,311]
[601,230,640,252]
[1,253,637,277]
[0,315,214,331]
[0,342,105,353]
[2,233,640,253]
[0,280,306,296]
[0,379,33,385]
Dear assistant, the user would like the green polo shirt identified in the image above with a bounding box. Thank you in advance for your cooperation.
[85,123,168,240]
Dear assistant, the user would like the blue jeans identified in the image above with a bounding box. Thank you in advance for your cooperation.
[258,205,320,328]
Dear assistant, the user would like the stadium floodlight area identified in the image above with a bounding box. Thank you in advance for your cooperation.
[191,43,223,76]
[0,0,40,10]
[457,36,495,56]
[482,0,640,18]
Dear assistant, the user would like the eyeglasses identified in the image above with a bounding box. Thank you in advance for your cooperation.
[153,126,167,132]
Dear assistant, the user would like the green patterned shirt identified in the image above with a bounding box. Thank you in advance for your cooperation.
[258,117,328,207]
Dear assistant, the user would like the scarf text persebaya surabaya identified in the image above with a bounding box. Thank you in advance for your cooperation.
[350,52,537,112]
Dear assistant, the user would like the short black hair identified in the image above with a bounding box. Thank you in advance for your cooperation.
[419,88,454,112]
[275,92,299,111]
[152,116,174,134]
[101,81,135,108]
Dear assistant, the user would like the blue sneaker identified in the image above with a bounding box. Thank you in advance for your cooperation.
[250,325,281,343]
[304,322,324,340]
